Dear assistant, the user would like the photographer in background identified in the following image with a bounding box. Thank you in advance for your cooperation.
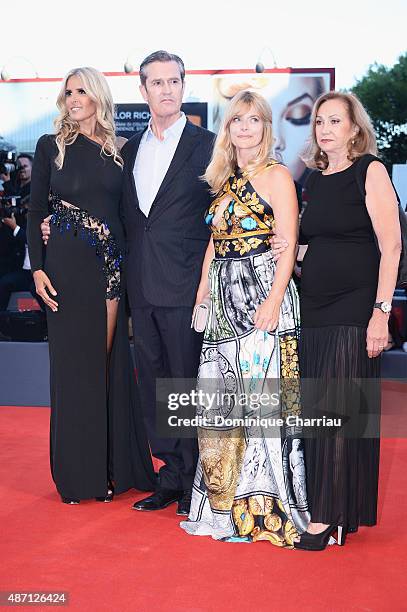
[2,154,33,199]
[15,154,33,199]
[0,152,41,311]
[0,194,36,311]
[0,163,12,193]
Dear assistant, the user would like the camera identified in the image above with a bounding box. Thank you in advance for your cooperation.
[0,195,26,219]
[0,145,17,175]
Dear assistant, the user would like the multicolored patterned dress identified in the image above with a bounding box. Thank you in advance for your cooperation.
[180,162,309,546]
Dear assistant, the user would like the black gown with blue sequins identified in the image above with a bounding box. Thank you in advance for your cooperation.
[28,133,155,500]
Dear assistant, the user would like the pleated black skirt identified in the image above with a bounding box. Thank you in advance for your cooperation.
[299,325,381,529]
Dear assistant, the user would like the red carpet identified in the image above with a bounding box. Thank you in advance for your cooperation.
[1,385,406,611]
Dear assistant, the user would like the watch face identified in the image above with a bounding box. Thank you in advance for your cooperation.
[381,302,392,313]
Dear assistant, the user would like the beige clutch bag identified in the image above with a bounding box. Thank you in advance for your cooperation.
[191,297,211,333]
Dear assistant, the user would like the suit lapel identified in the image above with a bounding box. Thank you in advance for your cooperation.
[148,121,198,222]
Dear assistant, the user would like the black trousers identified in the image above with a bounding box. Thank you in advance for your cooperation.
[131,305,202,491]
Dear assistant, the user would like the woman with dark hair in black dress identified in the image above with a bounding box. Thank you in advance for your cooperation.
[28,67,155,504]
[272,91,401,550]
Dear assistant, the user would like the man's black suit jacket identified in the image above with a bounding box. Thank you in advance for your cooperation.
[121,121,214,308]
[0,221,27,276]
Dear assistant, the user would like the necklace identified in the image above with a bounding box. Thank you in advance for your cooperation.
[323,159,352,174]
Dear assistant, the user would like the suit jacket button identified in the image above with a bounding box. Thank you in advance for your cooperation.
[144,226,150,232]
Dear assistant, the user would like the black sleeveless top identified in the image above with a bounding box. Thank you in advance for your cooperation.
[300,155,381,327]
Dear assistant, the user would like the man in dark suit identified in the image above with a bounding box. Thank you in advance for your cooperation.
[0,203,35,311]
[121,51,214,515]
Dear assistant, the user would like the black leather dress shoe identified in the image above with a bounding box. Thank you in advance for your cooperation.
[132,489,182,511]
[176,490,192,516]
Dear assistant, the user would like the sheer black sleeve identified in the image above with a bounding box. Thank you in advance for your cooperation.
[27,134,54,272]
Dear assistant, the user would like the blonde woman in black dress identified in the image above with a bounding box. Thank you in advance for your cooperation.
[28,67,155,504]
[273,92,401,549]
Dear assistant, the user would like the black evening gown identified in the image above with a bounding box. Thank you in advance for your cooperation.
[28,134,155,500]
[299,155,382,530]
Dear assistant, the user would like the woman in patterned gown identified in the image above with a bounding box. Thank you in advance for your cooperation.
[27,67,155,504]
[180,91,309,546]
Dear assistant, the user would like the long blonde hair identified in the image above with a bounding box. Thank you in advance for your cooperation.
[303,91,377,170]
[204,90,275,193]
[54,67,123,169]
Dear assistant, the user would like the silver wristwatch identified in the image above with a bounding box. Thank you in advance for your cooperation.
[373,301,392,314]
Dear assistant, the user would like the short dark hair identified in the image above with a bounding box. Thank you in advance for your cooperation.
[139,50,185,87]
[17,153,33,165]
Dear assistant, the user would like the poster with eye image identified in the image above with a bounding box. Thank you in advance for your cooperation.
[210,71,332,185]
[114,102,208,138]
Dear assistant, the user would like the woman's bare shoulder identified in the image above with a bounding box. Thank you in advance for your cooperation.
[263,162,293,185]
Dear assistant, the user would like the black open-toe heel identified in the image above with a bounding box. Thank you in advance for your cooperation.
[96,482,114,503]
[61,497,80,505]
[295,524,346,551]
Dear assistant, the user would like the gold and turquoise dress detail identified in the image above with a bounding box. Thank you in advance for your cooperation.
[180,162,309,546]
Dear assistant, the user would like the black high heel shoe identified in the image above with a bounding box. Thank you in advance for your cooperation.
[95,482,114,503]
[295,524,346,551]
[61,497,80,505]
